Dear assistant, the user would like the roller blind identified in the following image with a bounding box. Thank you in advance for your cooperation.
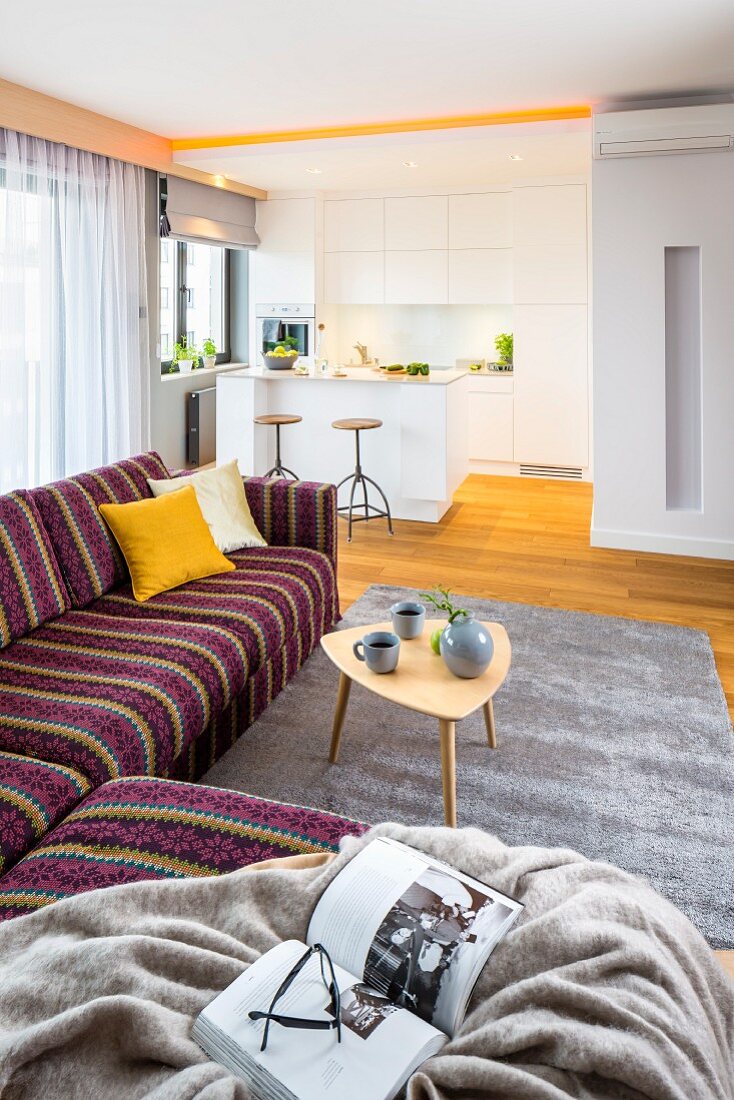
[161,175,259,249]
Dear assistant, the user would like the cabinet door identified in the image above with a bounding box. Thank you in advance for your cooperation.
[449,192,512,248]
[448,249,512,304]
[324,199,383,251]
[514,243,587,303]
[385,251,448,304]
[255,198,315,251]
[324,251,384,304]
[513,185,586,245]
[384,196,448,250]
[254,250,315,304]
[513,304,588,467]
[469,393,514,462]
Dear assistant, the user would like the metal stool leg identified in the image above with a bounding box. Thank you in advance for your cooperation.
[264,423,299,480]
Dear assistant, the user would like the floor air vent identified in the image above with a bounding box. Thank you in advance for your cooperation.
[519,464,583,480]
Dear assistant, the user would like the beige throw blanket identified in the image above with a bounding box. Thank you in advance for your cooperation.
[0,824,732,1100]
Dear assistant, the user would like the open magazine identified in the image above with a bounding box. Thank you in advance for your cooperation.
[193,838,523,1100]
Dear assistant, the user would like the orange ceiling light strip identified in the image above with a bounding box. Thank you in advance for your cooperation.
[172,105,591,151]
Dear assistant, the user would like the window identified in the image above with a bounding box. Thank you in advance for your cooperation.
[159,240,229,371]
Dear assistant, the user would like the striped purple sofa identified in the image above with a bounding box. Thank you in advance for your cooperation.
[0,453,365,919]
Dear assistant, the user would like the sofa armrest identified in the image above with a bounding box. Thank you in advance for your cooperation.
[242,477,337,568]
[168,468,338,568]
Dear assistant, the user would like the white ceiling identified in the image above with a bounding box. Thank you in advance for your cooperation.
[174,123,591,190]
[1,0,733,140]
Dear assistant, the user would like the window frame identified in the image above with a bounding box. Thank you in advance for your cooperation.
[160,240,231,373]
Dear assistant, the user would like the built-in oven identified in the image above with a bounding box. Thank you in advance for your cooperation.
[255,304,315,365]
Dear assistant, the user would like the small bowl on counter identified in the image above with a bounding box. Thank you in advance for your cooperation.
[264,351,299,371]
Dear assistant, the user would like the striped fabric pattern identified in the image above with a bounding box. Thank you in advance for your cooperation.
[0,750,91,873]
[170,626,314,782]
[0,491,70,648]
[0,610,249,786]
[30,452,171,608]
[0,776,367,919]
[241,478,338,571]
[88,545,339,680]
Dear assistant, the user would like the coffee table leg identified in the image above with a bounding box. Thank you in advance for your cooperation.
[329,672,352,763]
[483,699,497,749]
[438,719,457,828]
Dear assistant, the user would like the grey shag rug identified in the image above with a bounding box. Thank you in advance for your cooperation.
[203,584,734,947]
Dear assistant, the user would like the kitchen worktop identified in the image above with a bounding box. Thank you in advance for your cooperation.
[225,365,467,385]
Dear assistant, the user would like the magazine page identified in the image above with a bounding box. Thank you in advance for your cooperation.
[307,838,522,1036]
[193,939,446,1100]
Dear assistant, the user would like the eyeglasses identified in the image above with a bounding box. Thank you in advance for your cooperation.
[248,943,342,1052]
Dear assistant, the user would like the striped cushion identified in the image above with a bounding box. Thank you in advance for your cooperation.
[0,776,367,919]
[30,452,171,608]
[0,611,249,786]
[87,545,339,677]
[0,491,70,647]
[0,751,91,873]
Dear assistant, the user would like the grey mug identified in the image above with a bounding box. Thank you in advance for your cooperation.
[353,631,400,673]
[390,600,426,639]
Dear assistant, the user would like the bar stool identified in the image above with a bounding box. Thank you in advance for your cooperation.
[332,418,394,542]
[254,414,302,479]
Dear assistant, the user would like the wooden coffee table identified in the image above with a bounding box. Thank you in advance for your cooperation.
[320,619,511,828]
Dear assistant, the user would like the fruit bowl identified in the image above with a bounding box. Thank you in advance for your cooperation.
[263,349,299,371]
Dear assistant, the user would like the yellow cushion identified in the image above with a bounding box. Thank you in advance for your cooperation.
[99,486,235,602]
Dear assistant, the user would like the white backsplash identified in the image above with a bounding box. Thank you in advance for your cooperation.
[320,304,513,367]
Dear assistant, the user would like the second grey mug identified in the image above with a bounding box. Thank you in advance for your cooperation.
[390,600,426,639]
[353,631,400,673]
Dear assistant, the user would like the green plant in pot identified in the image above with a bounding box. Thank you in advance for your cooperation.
[494,332,513,371]
[202,337,217,369]
[173,336,199,374]
[420,585,494,679]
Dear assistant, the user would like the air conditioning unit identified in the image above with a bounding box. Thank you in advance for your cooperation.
[593,104,734,159]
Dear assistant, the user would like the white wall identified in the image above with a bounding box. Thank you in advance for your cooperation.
[322,303,513,367]
[592,149,734,560]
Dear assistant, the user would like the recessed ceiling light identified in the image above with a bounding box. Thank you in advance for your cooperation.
[305,167,322,174]
[508,154,523,161]
[403,160,419,168]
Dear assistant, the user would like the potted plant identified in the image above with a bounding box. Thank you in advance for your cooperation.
[202,337,217,370]
[494,332,513,371]
[420,585,494,679]
[173,337,199,374]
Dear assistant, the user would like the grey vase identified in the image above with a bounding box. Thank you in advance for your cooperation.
[440,611,494,679]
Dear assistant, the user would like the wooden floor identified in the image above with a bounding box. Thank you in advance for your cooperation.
[337,474,734,720]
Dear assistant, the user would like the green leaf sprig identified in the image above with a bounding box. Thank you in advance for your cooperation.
[419,585,469,624]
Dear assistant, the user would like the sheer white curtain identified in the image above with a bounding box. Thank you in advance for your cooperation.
[0,129,149,492]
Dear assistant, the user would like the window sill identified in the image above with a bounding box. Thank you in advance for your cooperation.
[159,362,249,383]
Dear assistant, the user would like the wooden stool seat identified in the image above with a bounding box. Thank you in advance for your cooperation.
[254,414,302,427]
[332,418,382,431]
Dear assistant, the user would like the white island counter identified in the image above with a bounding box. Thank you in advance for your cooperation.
[217,366,470,522]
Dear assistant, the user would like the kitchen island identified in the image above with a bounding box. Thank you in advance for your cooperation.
[216,366,470,522]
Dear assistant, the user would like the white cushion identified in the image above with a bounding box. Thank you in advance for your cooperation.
[148,460,266,553]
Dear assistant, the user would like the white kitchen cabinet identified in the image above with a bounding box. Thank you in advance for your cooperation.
[449,192,512,249]
[385,250,448,304]
[253,250,315,304]
[384,196,448,250]
[513,185,587,245]
[514,242,587,304]
[324,251,384,304]
[255,198,315,251]
[469,391,514,462]
[448,248,512,304]
[513,304,588,468]
[324,199,384,252]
